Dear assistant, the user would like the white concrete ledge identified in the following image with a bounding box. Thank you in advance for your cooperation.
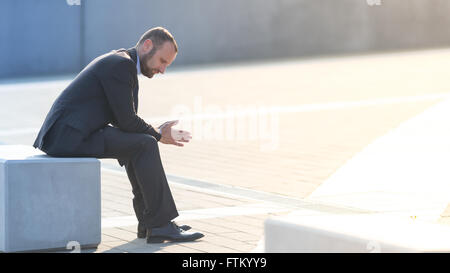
[0,145,101,252]
[264,212,450,253]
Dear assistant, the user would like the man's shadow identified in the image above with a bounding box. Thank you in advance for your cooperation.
[96,238,200,253]
[98,238,164,253]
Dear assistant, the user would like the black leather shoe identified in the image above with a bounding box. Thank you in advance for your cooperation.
[137,222,191,238]
[146,222,204,243]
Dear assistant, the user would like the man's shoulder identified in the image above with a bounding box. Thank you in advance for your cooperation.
[115,49,132,61]
[102,49,135,67]
[92,49,137,75]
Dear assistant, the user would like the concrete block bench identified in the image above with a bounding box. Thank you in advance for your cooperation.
[0,145,101,252]
[264,212,450,253]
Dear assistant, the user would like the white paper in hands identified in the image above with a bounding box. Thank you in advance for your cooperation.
[171,128,192,141]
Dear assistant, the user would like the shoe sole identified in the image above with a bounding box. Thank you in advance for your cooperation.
[138,226,192,239]
[147,234,204,244]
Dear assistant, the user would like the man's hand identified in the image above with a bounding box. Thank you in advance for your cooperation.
[157,120,192,147]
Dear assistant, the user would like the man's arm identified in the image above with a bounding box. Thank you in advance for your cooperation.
[99,58,161,141]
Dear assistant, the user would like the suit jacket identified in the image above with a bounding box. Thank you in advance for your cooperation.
[33,47,161,156]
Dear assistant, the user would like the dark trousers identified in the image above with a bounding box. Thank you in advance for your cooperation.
[42,122,179,229]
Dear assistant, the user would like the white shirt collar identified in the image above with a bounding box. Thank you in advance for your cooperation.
[136,53,141,75]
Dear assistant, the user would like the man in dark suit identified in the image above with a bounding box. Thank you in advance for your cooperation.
[33,27,204,243]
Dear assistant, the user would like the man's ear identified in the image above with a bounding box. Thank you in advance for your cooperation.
[143,39,153,53]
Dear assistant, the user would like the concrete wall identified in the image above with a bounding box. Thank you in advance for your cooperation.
[2,0,450,79]
[0,0,82,79]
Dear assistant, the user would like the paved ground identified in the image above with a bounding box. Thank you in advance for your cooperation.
[2,48,450,252]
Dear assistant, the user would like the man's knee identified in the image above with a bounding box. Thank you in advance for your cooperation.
[124,135,158,161]
[139,135,158,150]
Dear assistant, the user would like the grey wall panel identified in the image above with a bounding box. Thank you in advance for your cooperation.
[83,0,450,67]
[0,0,82,79]
[368,1,450,50]
[2,0,450,79]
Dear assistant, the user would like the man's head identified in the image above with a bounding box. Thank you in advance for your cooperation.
[136,27,178,78]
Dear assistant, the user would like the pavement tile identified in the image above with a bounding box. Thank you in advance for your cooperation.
[105,240,160,253]
[127,246,169,253]
[197,218,262,235]
[101,234,125,243]
[219,231,263,242]
[180,241,237,253]
[438,217,450,225]
[222,216,266,228]
[202,234,258,249]
[223,243,257,253]
[181,220,241,234]
[102,211,129,218]
[100,239,132,249]
[205,216,265,230]
[136,243,204,253]
[102,228,139,241]
[91,245,115,253]
[101,192,133,204]
[117,224,138,234]
[3,51,450,253]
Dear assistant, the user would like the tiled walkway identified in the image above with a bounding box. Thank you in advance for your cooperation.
[3,48,450,252]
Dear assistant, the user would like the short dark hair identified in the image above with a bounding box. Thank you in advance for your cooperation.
[136,27,178,52]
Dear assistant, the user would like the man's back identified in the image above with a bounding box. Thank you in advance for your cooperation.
[33,47,158,154]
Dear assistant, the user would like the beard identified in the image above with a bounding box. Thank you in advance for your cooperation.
[139,47,158,78]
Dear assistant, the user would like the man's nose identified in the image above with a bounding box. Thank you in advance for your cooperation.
[159,66,166,74]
